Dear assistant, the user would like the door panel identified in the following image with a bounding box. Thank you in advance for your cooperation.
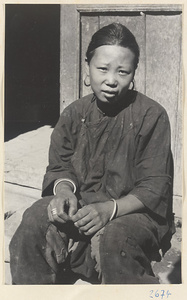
[173,62,182,197]
[146,14,182,147]
[80,16,99,97]
[145,14,182,195]
[99,15,146,94]
[60,5,182,198]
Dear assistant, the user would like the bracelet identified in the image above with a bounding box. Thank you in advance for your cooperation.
[109,198,118,221]
[53,178,76,195]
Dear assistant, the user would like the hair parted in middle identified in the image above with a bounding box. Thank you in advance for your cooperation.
[86,22,140,69]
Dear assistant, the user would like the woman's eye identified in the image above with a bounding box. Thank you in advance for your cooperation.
[118,70,128,75]
[98,67,107,72]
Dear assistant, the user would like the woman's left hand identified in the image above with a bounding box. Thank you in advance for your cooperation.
[71,201,113,236]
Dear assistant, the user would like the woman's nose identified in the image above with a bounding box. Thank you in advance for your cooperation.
[105,73,118,87]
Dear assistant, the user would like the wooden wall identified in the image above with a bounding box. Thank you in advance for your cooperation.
[60,5,182,198]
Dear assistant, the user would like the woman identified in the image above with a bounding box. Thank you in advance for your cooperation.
[9,23,173,284]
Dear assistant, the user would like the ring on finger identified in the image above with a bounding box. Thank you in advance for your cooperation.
[51,208,58,216]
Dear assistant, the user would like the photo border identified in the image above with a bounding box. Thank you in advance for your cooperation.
[0,1,186,299]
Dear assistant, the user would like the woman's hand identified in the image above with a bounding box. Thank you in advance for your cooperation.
[71,201,113,236]
[48,183,78,224]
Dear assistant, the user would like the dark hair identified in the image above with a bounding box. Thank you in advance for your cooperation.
[86,23,140,69]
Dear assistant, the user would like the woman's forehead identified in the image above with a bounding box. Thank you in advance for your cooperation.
[92,45,135,64]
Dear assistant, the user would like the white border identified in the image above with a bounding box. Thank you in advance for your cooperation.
[0,1,186,299]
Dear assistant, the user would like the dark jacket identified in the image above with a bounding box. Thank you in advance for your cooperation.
[42,91,174,247]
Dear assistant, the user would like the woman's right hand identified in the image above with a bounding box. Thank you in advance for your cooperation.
[47,183,78,224]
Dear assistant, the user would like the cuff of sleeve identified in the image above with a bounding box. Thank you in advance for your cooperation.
[53,178,76,195]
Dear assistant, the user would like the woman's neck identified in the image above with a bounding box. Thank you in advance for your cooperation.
[95,90,136,117]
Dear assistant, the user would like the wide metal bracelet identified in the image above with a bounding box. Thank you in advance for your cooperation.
[53,178,76,195]
[109,198,118,221]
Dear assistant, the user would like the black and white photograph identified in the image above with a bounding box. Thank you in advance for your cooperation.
[1,1,185,297]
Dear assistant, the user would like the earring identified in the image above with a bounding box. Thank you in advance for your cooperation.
[84,75,90,87]
[129,80,135,90]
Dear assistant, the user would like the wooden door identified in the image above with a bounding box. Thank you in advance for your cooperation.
[60,4,182,199]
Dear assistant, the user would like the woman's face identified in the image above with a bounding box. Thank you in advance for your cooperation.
[88,45,136,104]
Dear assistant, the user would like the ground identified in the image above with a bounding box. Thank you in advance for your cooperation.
[4,126,182,285]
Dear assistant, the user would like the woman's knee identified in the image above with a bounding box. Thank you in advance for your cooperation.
[98,215,158,283]
[10,196,54,252]
[21,196,53,230]
[100,218,134,256]
[104,213,159,250]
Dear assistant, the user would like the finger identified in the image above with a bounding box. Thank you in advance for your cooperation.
[68,204,77,218]
[84,225,99,236]
[74,213,93,229]
[77,219,96,232]
[57,211,70,223]
[48,206,55,223]
[48,210,66,225]
[48,204,56,222]
[55,213,69,223]
[48,204,69,224]
[71,207,90,223]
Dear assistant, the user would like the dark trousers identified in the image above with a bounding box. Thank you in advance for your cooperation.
[9,196,161,284]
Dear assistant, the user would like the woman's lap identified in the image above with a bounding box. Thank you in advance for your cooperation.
[9,196,161,284]
[99,214,161,283]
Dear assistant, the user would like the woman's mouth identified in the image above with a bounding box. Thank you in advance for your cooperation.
[102,90,118,98]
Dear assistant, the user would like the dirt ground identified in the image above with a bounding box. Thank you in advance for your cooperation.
[4,126,182,284]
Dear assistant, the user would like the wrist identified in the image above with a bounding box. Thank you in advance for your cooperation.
[55,182,73,195]
[109,199,118,221]
[53,179,76,195]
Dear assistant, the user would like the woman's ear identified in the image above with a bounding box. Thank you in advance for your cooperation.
[84,59,91,87]
[133,68,136,78]
[85,60,89,76]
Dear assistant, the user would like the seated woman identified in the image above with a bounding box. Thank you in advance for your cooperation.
[9,22,174,284]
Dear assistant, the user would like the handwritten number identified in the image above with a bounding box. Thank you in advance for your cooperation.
[161,290,165,299]
[150,290,154,298]
[155,290,159,297]
[149,290,171,299]
[166,290,172,298]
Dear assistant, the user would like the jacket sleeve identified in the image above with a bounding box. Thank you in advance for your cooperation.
[129,106,173,219]
[42,106,79,197]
